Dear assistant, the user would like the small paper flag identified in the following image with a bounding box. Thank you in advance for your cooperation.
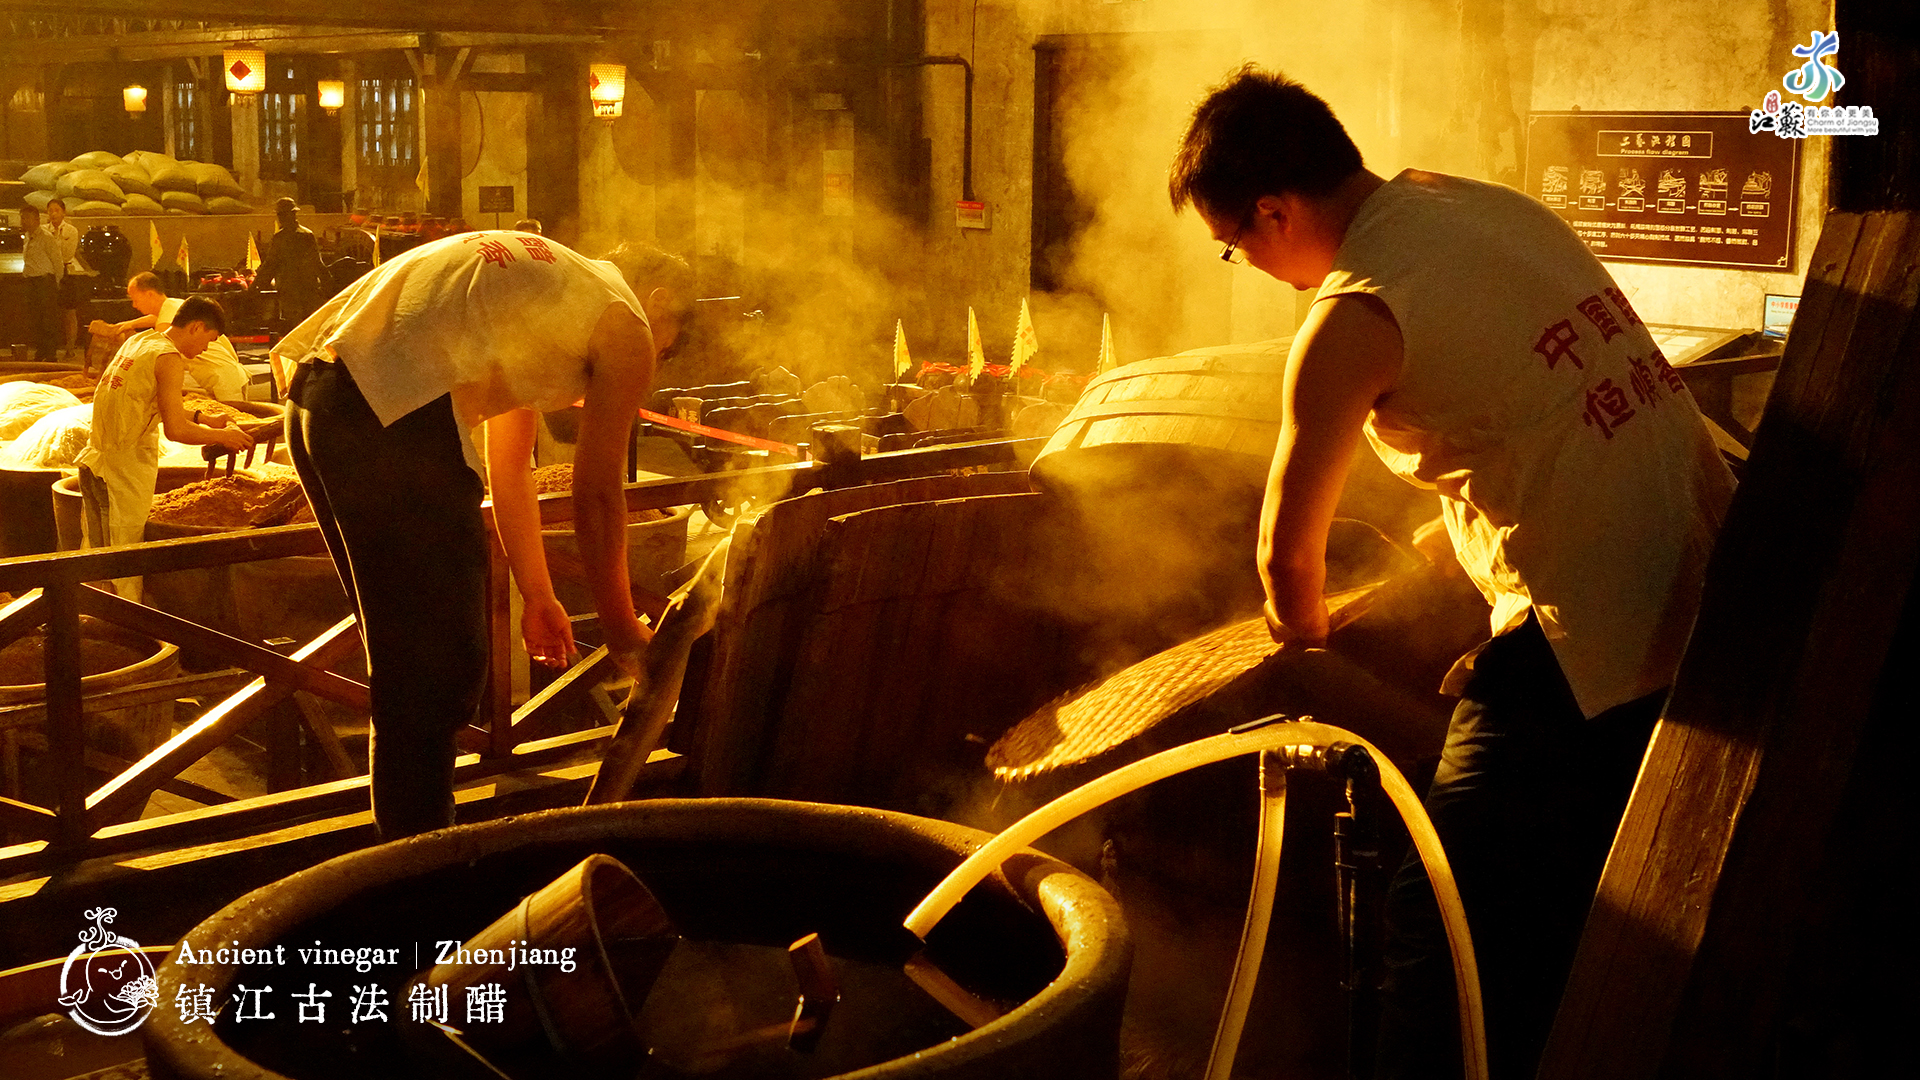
[148,222,164,269]
[967,307,986,379]
[1010,297,1038,375]
[245,231,261,273]
[177,235,190,279]
[1098,312,1116,374]
[893,319,912,381]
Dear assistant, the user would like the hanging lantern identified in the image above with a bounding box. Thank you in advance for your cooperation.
[317,79,346,116]
[589,63,626,120]
[122,85,148,113]
[224,47,267,94]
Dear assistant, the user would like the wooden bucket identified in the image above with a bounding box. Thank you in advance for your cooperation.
[0,466,63,557]
[0,617,182,795]
[403,853,676,1074]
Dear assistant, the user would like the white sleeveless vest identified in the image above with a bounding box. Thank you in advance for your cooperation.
[1317,170,1736,716]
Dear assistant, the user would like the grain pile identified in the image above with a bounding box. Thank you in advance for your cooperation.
[184,397,254,426]
[531,463,668,522]
[41,372,99,400]
[149,474,306,528]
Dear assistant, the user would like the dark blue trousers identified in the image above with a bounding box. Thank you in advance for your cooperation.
[1375,615,1663,1080]
[286,360,490,841]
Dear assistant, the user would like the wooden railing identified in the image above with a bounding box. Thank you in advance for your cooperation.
[0,437,1037,874]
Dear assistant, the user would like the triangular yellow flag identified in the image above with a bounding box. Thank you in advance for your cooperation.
[370,222,383,267]
[245,231,261,273]
[892,319,912,381]
[148,221,164,270]
[1098,312,1116,374]
[1009,297,1038,375]
[966,307,986,379]
[177,236,190,279]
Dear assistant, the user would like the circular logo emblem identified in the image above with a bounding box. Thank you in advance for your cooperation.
[57,907,157,1036]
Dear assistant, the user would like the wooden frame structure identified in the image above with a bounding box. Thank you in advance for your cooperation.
[0,438,1036,879]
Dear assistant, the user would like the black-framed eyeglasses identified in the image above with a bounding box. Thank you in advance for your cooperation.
[1219,212,1253,265]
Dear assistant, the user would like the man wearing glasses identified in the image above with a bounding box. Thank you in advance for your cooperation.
[1170,67,1735,1079]
[271,235,692,841]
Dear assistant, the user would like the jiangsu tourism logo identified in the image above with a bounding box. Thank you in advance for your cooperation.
[1751,31,1879,139]
[57,907,159,1036]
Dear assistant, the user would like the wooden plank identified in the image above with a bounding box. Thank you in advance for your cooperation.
[510,646,618,743]
[74,587,368,709]
[0,525,329,594]
[0,794,58,838]
[41,582,85,848]
[290,695,357,781]
[0,727,629,881]
[83,616,363,829]
[1543,209,1920,1078]
[0,590,44,652]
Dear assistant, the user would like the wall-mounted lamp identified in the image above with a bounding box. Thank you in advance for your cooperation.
[224,48,267,94]
[317,80,346,116]
[589,63,626,120]
[123,85,148,113]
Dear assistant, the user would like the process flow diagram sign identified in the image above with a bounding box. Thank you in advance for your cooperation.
[1525,112,1798,271]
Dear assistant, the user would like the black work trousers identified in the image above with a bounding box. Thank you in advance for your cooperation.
[25,274,59,361]
[1374,615,1663,1080]
[286,360,490,841]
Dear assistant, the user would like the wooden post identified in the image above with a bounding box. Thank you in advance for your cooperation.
[42,581,88,848]
[1542,12,1920,1075]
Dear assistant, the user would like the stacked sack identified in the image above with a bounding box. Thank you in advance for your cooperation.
[18,151,254,216]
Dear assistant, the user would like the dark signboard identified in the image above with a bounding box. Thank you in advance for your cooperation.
[1524,112,1798,271]
[477,186,517,214]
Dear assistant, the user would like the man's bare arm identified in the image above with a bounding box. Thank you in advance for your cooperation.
[1259,293,1403,645]
[573,303,659,669]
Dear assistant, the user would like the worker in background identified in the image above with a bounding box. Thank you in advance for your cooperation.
[77,296,254,563]
[271,234,691,841]
[1168,67,1735,1080]
[252,197,329,325]
[20,204,63,363]
[90,272,249,397]
[513,219,543,234]
[45,197,86,360]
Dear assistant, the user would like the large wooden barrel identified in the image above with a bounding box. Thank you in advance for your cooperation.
[1032,338,1293,496]
[1033,338,1437,544]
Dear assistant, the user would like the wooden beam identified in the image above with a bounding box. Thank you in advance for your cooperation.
[510,645,618,743]
[0,523,328,594]
[0,726,642,882]
[73,587,368,709]
[0,794,58,838]
[0,590,43,652]
[0,1,617,35]
[41,582,84,848]
[1542,210,1920,1077]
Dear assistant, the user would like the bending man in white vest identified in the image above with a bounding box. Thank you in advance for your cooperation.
[272,235,691,841]
[1170,67,1735,1080]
